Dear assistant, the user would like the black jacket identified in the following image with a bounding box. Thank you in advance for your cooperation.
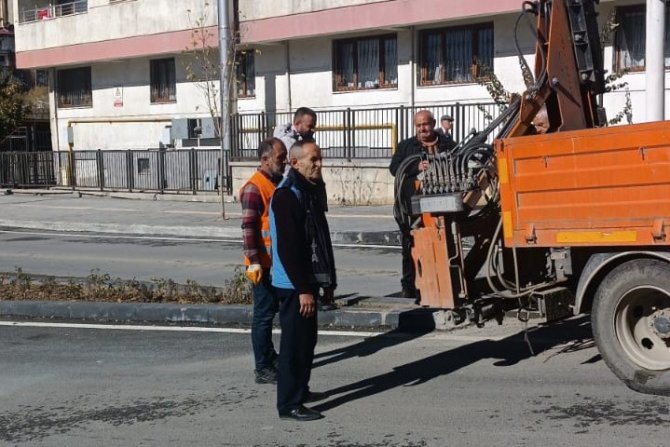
[389,133,456,177]
[271,168,337,293]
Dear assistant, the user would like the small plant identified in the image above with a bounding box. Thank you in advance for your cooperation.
[152,277,179,302]
[220,266,252,305]
[12,267,33,299]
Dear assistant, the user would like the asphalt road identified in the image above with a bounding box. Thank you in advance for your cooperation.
[0,229,401,298]
[2,319,669,446]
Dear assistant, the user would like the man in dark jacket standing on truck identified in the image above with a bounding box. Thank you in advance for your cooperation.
[389,110,456,299]
[270,140,336,422]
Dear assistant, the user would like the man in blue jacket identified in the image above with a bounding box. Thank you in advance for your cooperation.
[269,140,336,422]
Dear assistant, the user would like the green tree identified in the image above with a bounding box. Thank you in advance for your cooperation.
[0,72,25,142]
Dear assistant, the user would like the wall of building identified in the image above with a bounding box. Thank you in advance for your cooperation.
[239,0,387,21]
[14,0,215,52]
[51,54,222,151]
[237,13,533,114]
[13,0,218,68]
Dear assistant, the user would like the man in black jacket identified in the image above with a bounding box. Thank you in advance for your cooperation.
[270,140,336,422]
[389,110,456,299]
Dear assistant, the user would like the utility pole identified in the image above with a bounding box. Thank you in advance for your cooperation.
[645,0,666,122]
[218,0,231,219]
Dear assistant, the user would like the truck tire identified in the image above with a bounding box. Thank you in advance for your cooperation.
[592,258,670,396]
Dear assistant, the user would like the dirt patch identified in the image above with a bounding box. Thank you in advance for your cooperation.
[0,267,252,305]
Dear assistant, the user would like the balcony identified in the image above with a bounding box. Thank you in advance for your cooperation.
[20,1,88,24]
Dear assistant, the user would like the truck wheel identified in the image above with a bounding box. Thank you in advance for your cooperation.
[592,258,670,396]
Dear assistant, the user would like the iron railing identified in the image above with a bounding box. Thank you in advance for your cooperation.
[1,102,504,192]
[231,102,502,160]
[0,151,57,187]
[20,0,88,23]
[54,149,225,194]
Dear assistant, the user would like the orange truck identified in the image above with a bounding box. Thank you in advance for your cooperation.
[401,0,670,395]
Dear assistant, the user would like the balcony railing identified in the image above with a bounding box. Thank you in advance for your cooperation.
[20,1,88,23]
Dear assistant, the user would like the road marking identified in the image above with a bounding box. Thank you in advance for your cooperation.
[0,321,507,342]
[0,229,400,249]
[0,321,381,337]
[15,204,137,212]
[163,210,240,217]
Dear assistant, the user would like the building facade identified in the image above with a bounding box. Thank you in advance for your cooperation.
[11,0,670,154]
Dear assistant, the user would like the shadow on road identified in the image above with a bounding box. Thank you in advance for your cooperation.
[313,315,595,413]
[314,309,436,369]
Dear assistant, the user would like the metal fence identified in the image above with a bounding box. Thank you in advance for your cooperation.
[1,102,504,192]
[53,149,224,194]
[231,102,502,160]
[0,151,57,188]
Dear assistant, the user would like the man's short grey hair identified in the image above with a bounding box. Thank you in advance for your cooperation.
[289,140,317,161]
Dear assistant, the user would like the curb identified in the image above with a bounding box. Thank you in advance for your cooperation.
[7,188,236,204]
[0,300,433,330]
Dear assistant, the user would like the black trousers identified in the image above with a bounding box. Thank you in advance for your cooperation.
[401,231,416,292]
[275,287,318,414]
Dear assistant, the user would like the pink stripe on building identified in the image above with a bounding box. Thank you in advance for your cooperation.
[16,26,219,69]
[240,0,521,43]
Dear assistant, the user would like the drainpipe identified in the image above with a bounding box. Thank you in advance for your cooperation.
[409,25,415,109]
[50,68,62,183]
[645,0,666,122]
[286,40,293,112]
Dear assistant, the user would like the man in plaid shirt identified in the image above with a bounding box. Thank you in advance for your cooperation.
[240,137,288,384]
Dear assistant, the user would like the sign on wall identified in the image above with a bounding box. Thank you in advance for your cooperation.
[113,86,123,107]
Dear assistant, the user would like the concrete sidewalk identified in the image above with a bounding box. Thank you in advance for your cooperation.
[1,189,401,246]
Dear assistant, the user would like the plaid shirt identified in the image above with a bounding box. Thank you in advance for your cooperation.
[240,170,276,265]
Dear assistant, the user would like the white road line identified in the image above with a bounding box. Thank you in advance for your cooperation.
[0,321,504,342]
[0,321,380,337]
[0,229,400,249]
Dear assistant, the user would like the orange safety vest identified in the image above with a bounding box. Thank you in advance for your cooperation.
[241,171,276,268]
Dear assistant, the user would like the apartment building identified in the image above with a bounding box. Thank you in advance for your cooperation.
[11,0,670,154]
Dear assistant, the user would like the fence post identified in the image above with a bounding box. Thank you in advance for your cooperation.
[126,150,134,192]
[398,105,405,143]
[190,148,197,195]
[97,149,105,191]
[454,102,462,142]
[158,149,165,193]
[68,149,76,190]
[349,108,356,160]
[257,112,263,148]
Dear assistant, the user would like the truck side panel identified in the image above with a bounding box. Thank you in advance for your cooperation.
[496,121,670,247]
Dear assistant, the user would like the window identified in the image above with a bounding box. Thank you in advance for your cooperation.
[419,23,493,85]
[57,67,92,108]
[333,35,398,91]
[615,5,670,71]
[150,58,176,103]
[236,51,255,98]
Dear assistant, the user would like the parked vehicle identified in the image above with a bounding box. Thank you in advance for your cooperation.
[401,0,670,395]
